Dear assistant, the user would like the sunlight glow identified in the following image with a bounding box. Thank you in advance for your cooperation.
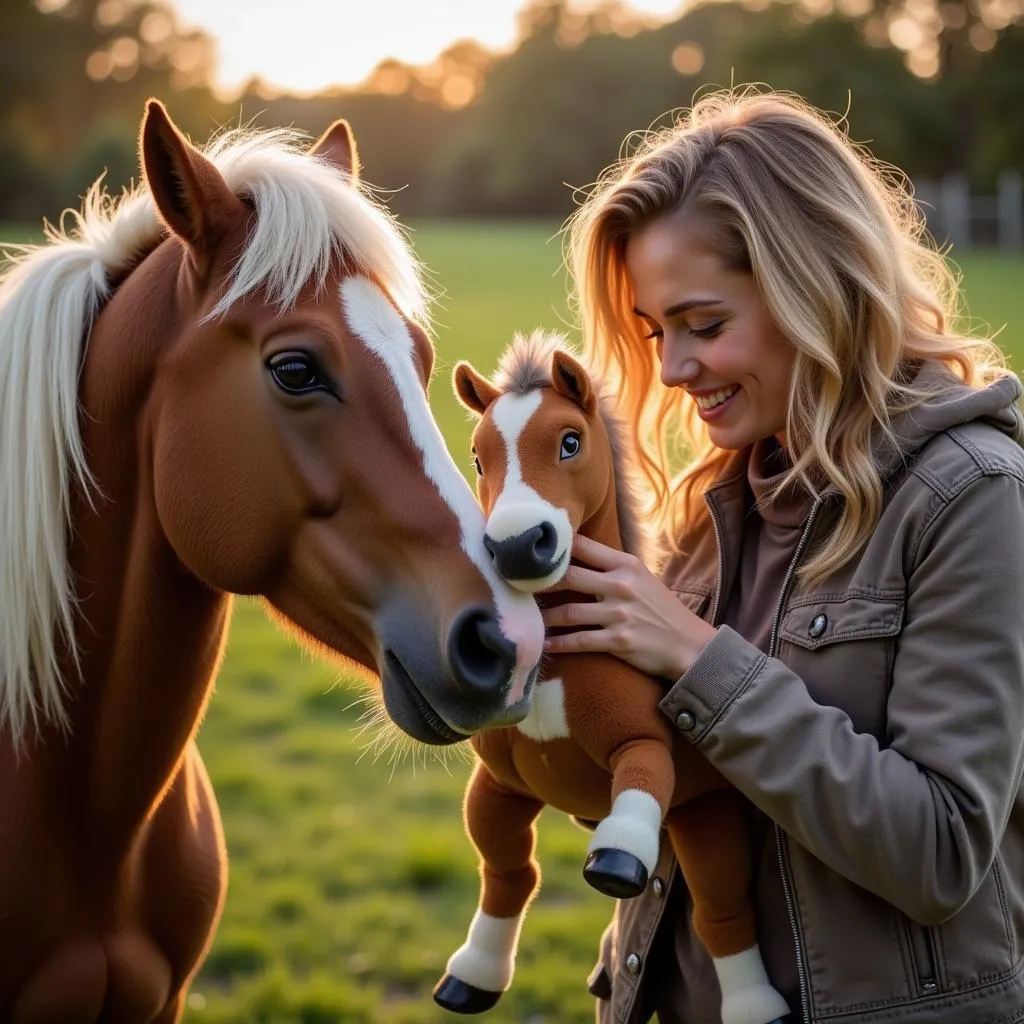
[167,0,687,98]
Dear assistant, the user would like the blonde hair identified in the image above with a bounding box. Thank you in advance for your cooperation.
[567,87,1011,586]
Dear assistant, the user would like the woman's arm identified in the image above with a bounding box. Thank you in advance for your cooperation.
[544,473,1024,925]
[662,472,1024,924]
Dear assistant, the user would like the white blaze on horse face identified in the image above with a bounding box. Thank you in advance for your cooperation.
[487,392,573,594]
[339,276,543,703]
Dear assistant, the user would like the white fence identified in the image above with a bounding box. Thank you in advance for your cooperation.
[913,171,1023,251]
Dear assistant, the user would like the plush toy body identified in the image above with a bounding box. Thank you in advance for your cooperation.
[434,331,788,1024]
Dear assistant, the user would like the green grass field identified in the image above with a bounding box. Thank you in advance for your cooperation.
[1,218,1021,1023]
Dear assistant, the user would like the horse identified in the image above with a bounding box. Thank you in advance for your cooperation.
[432,331,788,1024]
[0,100,545,1023]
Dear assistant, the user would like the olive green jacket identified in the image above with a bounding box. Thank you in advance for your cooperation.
[590,365,1024,1024]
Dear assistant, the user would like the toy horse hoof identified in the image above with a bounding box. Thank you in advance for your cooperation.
[433,974,502,1014]
[583,848,649,898]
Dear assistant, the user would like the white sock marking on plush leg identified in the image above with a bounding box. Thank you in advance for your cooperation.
[713,947,790,1024]
[445,909,524,992]
[586,788,662,875]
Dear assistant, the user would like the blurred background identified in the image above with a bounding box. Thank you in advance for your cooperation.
[2,1,1021,1021]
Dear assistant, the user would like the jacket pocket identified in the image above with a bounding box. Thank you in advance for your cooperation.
[780,591,904,650]
[778,592,904,737]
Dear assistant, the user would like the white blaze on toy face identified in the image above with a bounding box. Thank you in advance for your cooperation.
[484,392,572,592]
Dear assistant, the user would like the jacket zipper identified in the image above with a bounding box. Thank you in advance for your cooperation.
[704,493,728,629]
[906,921,939,994]
[768,499,822,1024]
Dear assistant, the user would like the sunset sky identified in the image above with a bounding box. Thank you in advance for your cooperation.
[167,0,687,97]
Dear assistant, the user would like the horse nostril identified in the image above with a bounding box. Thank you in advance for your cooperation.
[483,534,498,559]
[533,522,558,563]
[448,608,517,699]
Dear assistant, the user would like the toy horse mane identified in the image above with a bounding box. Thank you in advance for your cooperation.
[494,329,656,567]
[0,113,428,742]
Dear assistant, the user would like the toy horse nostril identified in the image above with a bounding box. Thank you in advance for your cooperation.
[448,608,517,698]
[484,526,561,581]
[533,522,558,563]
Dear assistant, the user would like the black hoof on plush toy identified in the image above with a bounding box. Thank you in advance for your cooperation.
[583,848,649,898]
[433,974,502,1014]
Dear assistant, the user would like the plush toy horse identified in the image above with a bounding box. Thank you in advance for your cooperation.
[433,331,788,1024]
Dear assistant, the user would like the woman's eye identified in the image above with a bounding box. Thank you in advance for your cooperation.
[560,432,581,460]
[691,320,726,340]
[268,352,331,395]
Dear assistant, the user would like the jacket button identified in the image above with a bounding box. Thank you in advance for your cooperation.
[808,613,828,638]
[676,710,696,732]
[652,876,665,897]
[625,952,642,975]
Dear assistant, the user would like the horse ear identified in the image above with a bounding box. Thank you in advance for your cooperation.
[309,119,360,182]
[551,350,596,414]
[454,361,500,415]
[140,99,245,252]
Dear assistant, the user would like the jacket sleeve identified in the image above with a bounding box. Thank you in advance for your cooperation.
[658,471,1024,926]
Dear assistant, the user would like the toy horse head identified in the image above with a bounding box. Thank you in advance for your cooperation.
[454,330,652,593]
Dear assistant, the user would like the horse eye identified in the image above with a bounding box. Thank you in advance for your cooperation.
[268,352,330,396]
[472,452,483,475]
[559,432,581,460]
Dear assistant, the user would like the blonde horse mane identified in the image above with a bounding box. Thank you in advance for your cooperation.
[494,329,658,569]
[0,123,429,744]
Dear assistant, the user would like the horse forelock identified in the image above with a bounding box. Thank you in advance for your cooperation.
[0,122,429,745]
[491,329,654,566]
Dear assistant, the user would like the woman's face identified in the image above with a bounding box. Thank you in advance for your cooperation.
[625,211,795,450]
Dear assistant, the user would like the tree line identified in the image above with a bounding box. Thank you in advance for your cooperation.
[2,0,1022,224]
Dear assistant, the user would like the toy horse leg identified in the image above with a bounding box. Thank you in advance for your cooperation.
[434,761,544,1015]
[666,791,789,1024]
[584,738,675,899]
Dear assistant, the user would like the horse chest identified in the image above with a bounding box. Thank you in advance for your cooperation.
[515,677,570,742]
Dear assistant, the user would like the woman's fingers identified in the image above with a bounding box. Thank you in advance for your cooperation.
[541,601,610,630]
[542,563,616,596]
[571,534,631,571]
[543,627,611,655]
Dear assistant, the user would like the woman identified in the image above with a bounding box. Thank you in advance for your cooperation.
[544,88,1024,1024]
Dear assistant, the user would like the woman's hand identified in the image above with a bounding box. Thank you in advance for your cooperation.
[541,535,718,680]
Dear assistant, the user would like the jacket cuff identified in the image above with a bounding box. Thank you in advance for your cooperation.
[658,625,767,740]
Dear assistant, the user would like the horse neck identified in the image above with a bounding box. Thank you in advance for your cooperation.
[53,245,230,838]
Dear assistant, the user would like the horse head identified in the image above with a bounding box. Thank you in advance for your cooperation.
[0,102,545,750]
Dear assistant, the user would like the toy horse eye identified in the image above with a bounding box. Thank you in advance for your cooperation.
[268,352,332,396]
[560,432,581,460]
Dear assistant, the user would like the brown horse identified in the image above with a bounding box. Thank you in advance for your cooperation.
[0,101,544,1022]
[433,331,788,1024]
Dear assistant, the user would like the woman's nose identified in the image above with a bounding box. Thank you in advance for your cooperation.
[660,350,702,388]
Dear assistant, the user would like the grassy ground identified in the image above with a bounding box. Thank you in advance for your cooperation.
[1,217,1021,1022]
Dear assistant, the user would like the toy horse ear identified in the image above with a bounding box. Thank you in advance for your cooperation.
[140,99,245,254]
[454,361,501,415]
[551,350,596,414]
[309,119,360,182]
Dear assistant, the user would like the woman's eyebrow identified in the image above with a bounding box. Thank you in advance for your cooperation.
[632,298,724,318]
